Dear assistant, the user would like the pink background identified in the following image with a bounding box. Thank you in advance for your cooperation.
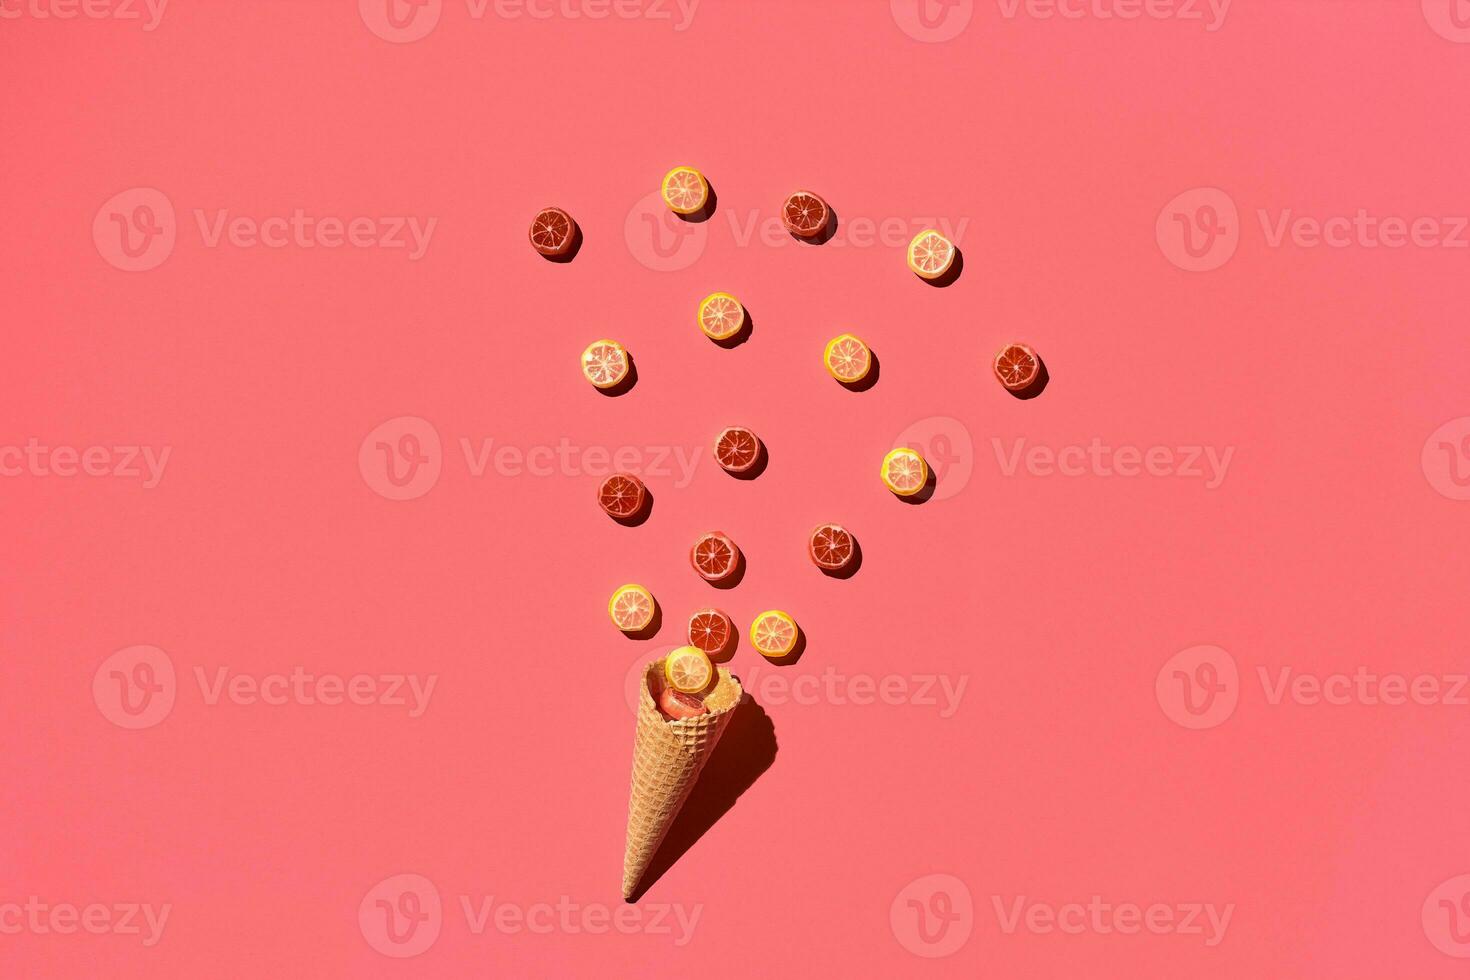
[5,1,1470,976]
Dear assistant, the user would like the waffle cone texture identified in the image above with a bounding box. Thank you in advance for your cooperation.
[622,660,743,898]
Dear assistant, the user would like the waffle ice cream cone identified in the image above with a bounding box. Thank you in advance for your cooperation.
[622,660,743,899]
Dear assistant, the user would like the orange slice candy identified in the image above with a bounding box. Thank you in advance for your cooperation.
[824,334,871,384]
[581,339,629,389]
[608,584,656,633]
[749,610,799,659]
[881,448,929,497]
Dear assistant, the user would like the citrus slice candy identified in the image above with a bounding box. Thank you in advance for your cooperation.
[529,207,576,257]
[661,166,709,215]
[608,584,656,633]
[581,339,629,389]
[824,334,871,383]
[994,342,1040,391]
[906,229,955,280]
[690,531,740,582]
[597,473,646,519]
[714,426,761,474]
[749,610,799,659]
[687,608,733,656]
[782,191,831,238]
[809,523,855,571]
[664,646,714,694]
[881,447,929,496]
[698,292,745,341]
[657,685,708,721]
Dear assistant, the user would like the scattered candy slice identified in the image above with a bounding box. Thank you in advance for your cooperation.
[782,190,831,238]
[661,166,709,215]
[809,523,856,571]
[749,610,799,659]
[608,584,656,633]
[994,342,1041,391]
[824,333,871,384]
[698,292,745,341]
[529,207,576,257]
[597,473,646,519]
[714,426,761,474]
[907,229,955,280]
[581,339,630,389]
[664,645,715,694]
[881,447,929,497]
[657,685,708,721]
[690,531,740,582]
[687,608,733,656]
